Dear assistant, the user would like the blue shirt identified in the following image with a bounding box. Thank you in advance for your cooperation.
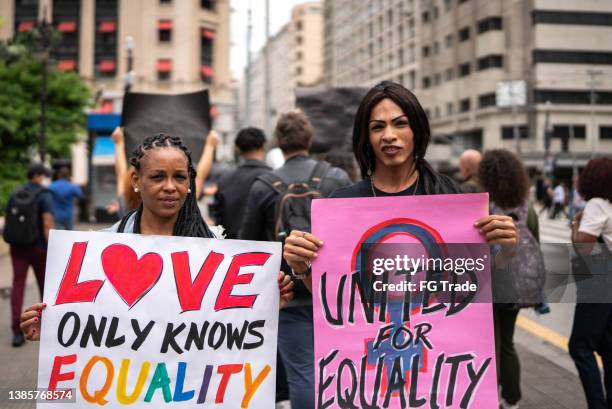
[49,179,83,222]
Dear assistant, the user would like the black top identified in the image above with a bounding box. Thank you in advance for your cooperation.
[331,161,461,198]
[210,159,271,239]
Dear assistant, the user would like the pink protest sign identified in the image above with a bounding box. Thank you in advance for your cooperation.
[311,193,498,408]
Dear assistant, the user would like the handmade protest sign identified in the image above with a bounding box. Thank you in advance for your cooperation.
[311,193,498,408]
[37,230,281,408]
[121,90,211,160]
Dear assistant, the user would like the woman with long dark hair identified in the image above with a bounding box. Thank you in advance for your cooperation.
[479,149,546,409]
[20,133,294,339]
[283,81,518,287]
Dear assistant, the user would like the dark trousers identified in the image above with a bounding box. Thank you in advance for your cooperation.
[277,305,314,409]
[552,202,567,219]
[494,306,521,405]
[569,303,612,409]
[9,245,46,335]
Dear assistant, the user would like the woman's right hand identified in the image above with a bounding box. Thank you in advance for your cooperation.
[283,230,323,274]
[111,126,124,145]
[20,303,46,341]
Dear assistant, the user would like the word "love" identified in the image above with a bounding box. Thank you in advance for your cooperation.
[55,242,271,312]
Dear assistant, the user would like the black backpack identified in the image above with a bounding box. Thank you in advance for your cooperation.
[3,185,47,246]
[258,161,331,241]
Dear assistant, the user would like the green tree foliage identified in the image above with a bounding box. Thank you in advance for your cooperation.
[0,29,90,214]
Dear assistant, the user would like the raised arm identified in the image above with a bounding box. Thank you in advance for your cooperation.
[195,130,220,199]
[111,127,128,197]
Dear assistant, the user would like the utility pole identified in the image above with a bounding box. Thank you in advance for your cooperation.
[124,36,134,94]
[245,7,252,126]
[587,69,603,158]
[264,0,271,136]
[35,7,53,164]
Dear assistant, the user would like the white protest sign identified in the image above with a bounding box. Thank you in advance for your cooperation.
[37,230,281,408]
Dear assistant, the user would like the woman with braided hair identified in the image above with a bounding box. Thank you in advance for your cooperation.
[20,132,294,341]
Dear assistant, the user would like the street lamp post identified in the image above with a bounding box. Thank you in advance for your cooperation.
[124,36,134,94]
[34,10,54,164]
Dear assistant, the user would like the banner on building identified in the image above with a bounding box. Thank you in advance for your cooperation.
[311,193,498,408]
[122,90,211,160]
[37,230,281,408]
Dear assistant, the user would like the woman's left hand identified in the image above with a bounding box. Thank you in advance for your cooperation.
[278,271,294,309]
[475,215,518,246]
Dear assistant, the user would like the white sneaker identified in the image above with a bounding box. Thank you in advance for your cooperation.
[500,397,519,409]
[276,400,291,409]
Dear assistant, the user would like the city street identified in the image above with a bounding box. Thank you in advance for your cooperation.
[0,215,591,408]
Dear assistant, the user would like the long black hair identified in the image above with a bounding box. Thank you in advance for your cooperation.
[352,81,431,179]
[119,133,214,238]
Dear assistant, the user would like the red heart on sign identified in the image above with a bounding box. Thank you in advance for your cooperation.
[101,244,163,308]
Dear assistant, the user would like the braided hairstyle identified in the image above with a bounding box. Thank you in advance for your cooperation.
[121,133,214,238]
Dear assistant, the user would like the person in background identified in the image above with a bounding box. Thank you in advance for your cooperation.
[569,157,612,409]
[48,166,83,230]
[459,149,483,193]
[195,129,220,200]
[539,178,553,217]
[3,164,54,347]
[569,174,586,224]
[479,149,546,409]
[210,127,271,239]
[552,180,568,219]
[323,148,360,182]
[240,110,351,409]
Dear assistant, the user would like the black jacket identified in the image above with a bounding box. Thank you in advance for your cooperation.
[239,155,352,305]
[210,159,271,239]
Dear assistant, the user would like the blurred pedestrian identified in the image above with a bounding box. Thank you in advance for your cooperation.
[569,157,612,409]
[551,181,568,219]
[210,127,271,239]
[2,164,54,347]
[459,149,483,193]
[323,148,360,182]
[479,149,546,409]
[48,166,83,230]
[539,178,553,217]
[240,110,351,409]
[569,175,586,223]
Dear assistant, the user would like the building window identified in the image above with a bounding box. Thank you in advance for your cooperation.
[422,45,430,57]
[201,28,215,83]
[478,92,496,108]
[446,102,454,115]
[160,0,171,3]
[296,66,303,76]
[533,50,612,65]
[296,51,303,60]
[459,62,471,77]
[532,10,612,26]
[501,126,529,140]
[600,126,612,139]
[444,0,452,12]
[478,16,503,33]
[459,98,471,112]
[434,73,441,85]
[296,36,303,45]
[433,6,439,19]
[158,20,172,42]
[422,11,430,23]
[459,0,469,3]
[445,33,453,47]
[201,0,215,10]
[296,20,303,31]
[423,76,431,88]
[534,89,612,105]
[445,67,454,81]
[157,59,172,81]
[477,54,503,70]
[433,41,439,55]
[552,125,586,139]
[434,106,440,118]
[458,27,470,42]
